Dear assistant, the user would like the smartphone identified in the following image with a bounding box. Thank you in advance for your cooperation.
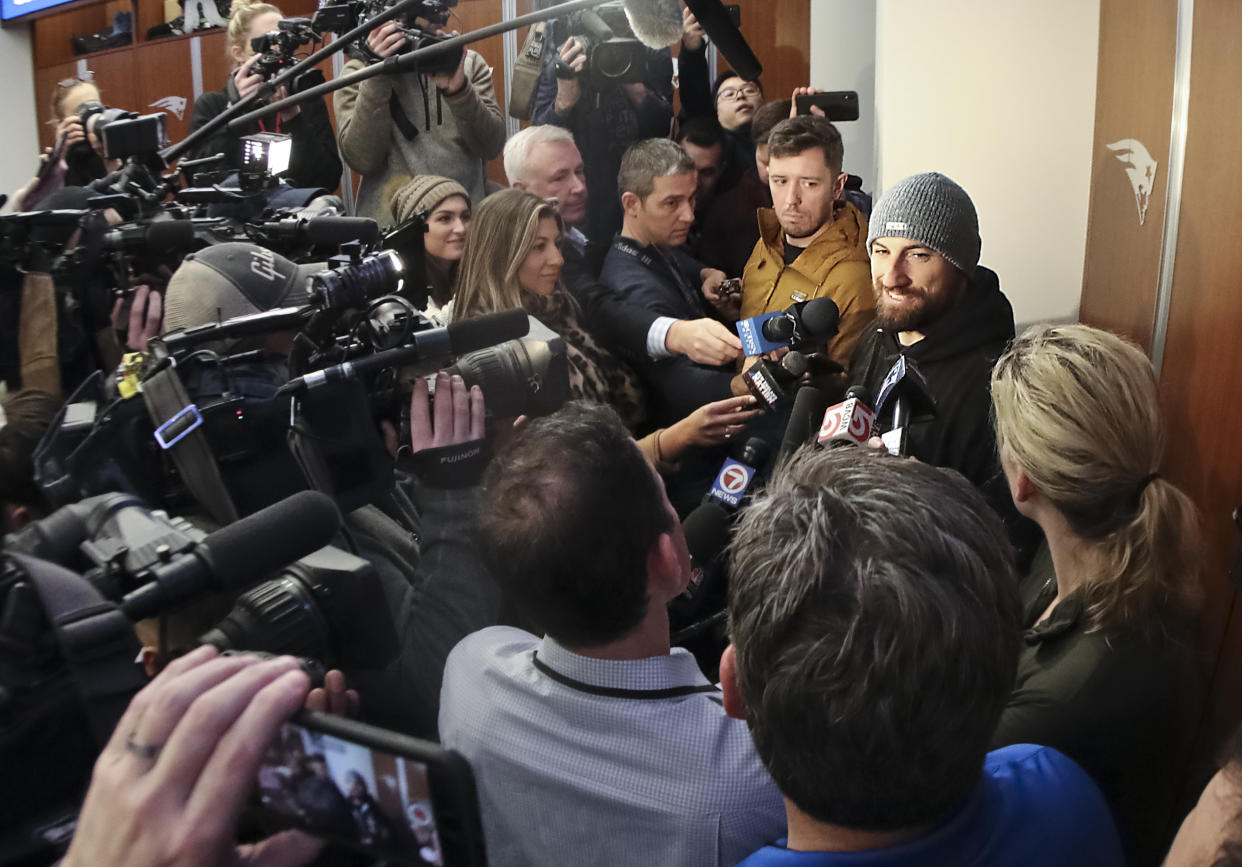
[725,4,740,27]
[795,90,860,122]
[250,710,487,867]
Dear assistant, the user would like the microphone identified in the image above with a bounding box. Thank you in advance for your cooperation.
[873,356,937,456]
[620,0,685,49]
[278,308,530,396]
[255,215,381,247]
[737,297,841,355]
[671,499,732,618]
[683,0,763,81]
[776,384,827,464]
[102,219,198,253]
[705,436,769,511]
[817,386,877,448]
[742,350,808,412]
[120,490,341,621]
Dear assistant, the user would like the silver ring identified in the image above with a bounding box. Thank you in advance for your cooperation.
[125,733,162,760]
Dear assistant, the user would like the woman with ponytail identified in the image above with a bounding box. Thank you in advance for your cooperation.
[990,323,1202,863]
[185,0,341,192]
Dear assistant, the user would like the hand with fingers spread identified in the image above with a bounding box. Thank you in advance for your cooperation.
[659,394,762,458]
[400,371,490,487]
[62,646,321,867]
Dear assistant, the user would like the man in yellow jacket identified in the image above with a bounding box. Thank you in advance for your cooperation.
[739,115,874,372]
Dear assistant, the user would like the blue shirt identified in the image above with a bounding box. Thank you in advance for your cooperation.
[737,744,1123,867]
[439,628,786,867]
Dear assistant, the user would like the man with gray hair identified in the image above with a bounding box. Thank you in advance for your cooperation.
[599,138,738,432]
[721,447,1125,866]
[504,126,743,369]
[849,171,1036,564]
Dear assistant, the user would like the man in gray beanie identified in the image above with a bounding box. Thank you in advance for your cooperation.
[849,172,1037,566]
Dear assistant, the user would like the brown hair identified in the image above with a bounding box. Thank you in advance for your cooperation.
[766,115,844,174]
[991,324,1202,642]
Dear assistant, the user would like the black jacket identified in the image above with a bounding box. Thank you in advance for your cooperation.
[677,42,754,196]
[186,76,343,193]
[849,266,1038,562]
[562,233,658,364]
[600,235,734,427]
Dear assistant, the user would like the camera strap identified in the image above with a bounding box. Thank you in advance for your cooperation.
[390,92,420,141]
[9,553,146,749]
[141,363,239,526]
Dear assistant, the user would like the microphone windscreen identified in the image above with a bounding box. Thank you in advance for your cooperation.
[447,308,530,355]
[845,384,872,404]
[683,0,763,81]
[621,0,684,48]
[304,216,380,246]
[761,313,795,343]
[782,351,809,378]
[682,501,733,567]
[800,297,841,338]
[203,490,341,592]
[145,219,197,253]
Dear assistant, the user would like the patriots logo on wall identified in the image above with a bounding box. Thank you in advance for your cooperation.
[149,96,188,120]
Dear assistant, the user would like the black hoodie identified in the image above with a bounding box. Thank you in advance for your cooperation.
[850,266,1040,564]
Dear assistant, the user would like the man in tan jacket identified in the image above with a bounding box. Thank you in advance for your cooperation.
[739,115,873,371]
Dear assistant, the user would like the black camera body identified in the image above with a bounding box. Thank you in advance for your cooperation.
[560,3,649,85]
[76,99,167,160]
[250,18,317,80]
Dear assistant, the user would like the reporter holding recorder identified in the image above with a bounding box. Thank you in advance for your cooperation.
[989,323,1202,863]
[185,0,342,192]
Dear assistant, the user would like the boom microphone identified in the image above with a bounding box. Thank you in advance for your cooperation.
[278,308,531,395]
[102,219,197,253]
[256,215,381,247]
[620,0,685,49]
[683,0,763,81]
[120,490,342,621]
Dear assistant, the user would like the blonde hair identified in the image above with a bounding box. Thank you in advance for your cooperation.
[453,189,561,320]
[990,324,1201,640]
[227,0,282,63]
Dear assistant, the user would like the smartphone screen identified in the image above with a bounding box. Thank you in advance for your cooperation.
[254,720,446,866]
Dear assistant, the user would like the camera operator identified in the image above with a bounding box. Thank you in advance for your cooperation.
[529,12,674,265]
[6,74,122,213]
[185,0,343,193]
[334,10,505,225]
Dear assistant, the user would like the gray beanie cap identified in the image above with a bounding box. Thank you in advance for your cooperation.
[866,172,981,274]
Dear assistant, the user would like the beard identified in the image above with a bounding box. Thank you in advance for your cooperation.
[779,200,835,240]
[872,277,967,333]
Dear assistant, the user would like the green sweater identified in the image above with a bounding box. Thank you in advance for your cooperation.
[993,549,1198,865]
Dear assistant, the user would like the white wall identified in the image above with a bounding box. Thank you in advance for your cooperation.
[874,0,1100,326]
[809,1,877,195]
[0,24,39,211]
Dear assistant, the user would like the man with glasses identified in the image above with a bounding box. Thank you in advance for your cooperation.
[678,8,764,196]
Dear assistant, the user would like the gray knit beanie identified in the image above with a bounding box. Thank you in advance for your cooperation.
[866,172,981,274]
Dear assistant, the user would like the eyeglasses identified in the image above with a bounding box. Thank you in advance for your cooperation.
[717,84,761,102]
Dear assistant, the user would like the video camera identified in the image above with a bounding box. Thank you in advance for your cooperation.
[559,2,649,84]
[76,100,167,162]
[251,17,319,79]
[314,0,462,74]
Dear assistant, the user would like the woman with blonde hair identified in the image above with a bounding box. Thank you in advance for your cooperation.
[454,188,758,471]
[184,0,341,191]
[989,323,1202,863]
